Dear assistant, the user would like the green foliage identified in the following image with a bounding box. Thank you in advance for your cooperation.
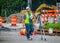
[57,0,60,2]
[32,0,56,11]
[0,0,56,17]
[44,22,60,30]
[0,0,26,17]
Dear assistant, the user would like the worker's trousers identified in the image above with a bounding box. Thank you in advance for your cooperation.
[25,23,34,39]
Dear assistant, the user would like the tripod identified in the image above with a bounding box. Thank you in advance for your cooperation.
[39,15,46,41]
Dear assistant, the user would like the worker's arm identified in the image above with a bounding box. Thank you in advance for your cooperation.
[30,13,34,19]
[22,14,26,27]
[22,19,25,27]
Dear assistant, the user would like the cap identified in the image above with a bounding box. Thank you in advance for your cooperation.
[26,7,30,10]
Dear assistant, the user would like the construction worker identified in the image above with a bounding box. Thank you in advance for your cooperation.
[23,7,34,40]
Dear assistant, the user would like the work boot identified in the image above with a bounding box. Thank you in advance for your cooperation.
[27,37,32,40]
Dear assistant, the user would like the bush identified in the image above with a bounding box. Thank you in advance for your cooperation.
[44,22,60,30]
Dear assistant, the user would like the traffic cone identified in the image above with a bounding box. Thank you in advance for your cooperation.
[19,29,26,35]
[19,29,36,35]
[0,16,2,26]
[11,16,17,26]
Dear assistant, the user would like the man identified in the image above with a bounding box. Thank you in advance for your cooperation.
[23,7,34,40]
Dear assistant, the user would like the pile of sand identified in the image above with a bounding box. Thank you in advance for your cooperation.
[6,13,23,23]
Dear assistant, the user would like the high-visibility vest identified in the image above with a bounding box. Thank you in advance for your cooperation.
[24,12,33,24]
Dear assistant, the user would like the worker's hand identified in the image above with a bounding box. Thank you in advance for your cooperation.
[23,23,25,28]
[30,15,33,19]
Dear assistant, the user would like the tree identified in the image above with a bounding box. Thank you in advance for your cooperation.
[0,0,56,17]
[32,0,56,11]
[0,0,26,17]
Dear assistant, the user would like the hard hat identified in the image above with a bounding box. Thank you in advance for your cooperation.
[26,7,30,9]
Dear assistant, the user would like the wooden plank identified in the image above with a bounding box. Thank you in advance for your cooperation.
[37,29,60,36]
